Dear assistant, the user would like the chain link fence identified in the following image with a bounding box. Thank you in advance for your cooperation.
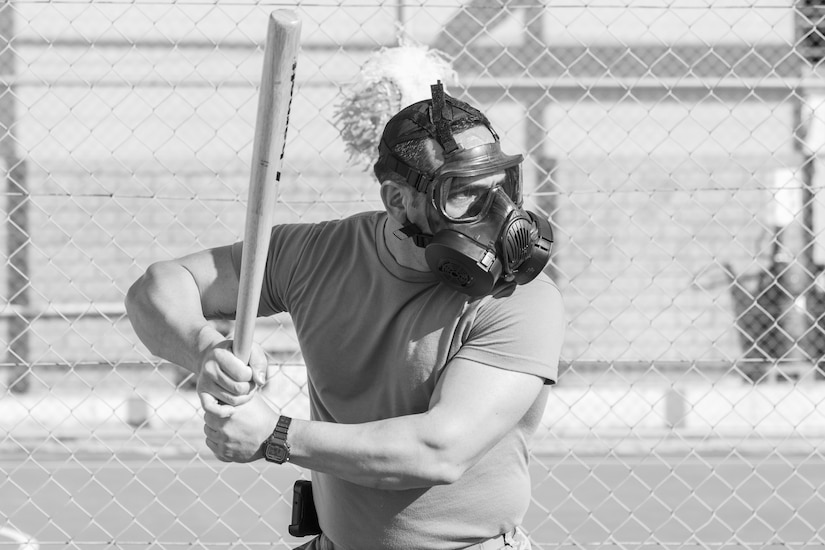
[2,1,825,548]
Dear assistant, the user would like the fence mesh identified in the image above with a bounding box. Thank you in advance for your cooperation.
[2,1,825,549]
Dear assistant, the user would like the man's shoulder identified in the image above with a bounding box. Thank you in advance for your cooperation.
[306,210,383,234]
[272,211,383,240]
[474,273,563,321]
[277,210,380,228]
[328,210,383,225]
[490,273,561,302]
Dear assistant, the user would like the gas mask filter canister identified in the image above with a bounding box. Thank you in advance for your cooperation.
[376,82,554,296]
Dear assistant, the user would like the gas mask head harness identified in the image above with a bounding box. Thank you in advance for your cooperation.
[374,81,553,296]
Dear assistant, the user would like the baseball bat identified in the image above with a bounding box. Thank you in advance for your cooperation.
[233,10,301,366]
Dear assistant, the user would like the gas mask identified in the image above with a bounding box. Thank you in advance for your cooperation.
[376,82,554,297]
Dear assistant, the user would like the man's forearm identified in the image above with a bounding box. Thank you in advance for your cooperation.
[208,361,547,489]
[285,415,463,491]
[125,261,224,373]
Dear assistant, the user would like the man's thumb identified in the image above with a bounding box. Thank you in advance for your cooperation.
[249,345,268,387]
[253,366,267,386]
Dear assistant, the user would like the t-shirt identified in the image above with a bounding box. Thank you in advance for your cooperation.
[236,211,561,550]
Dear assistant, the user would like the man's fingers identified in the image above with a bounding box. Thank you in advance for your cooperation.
[202,351,256,396]
[200,391,235,418]
[204,436,231,462]
[198,363,255,400]
[219,391,254,407]
[214,346,254,382]
[214,376,255,398]
[203,423,221,440]
[249,345,269,386]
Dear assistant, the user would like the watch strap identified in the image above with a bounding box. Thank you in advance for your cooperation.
[274,415,291,440]
[265,415,292,464]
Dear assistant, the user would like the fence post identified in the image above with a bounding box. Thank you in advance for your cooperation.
[0,0,29,393]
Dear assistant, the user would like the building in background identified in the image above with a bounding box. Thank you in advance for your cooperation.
[2,1,824,386]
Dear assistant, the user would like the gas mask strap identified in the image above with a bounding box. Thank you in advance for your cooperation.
[378,139,431,192]
[393,221,433,248]
[430,81,459,156]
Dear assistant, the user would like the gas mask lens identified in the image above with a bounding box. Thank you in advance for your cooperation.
[437,166,522,222]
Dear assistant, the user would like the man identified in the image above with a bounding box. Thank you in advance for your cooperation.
[125,83,564,550]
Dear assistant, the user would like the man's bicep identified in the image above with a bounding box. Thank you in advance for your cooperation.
[176,245,241,320]
[426,357,545,467]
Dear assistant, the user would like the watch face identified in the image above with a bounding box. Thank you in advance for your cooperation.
[266,441,288,463]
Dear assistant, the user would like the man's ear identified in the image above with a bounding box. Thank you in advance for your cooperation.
[380,180,409,224]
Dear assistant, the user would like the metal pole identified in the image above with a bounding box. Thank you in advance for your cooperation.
[522,4,559,282]
[0,0,29,393]
[778,78,817,382]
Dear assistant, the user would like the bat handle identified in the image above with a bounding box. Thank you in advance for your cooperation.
[232,329,253,366]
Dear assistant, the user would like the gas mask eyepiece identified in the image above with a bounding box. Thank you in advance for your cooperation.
[434,150,522,222]
[377,81,554,296]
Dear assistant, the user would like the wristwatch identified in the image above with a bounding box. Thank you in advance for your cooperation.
[264,415,292,464]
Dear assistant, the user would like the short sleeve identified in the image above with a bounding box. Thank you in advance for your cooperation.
[230,223,319,317]
[454,277,564,385]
